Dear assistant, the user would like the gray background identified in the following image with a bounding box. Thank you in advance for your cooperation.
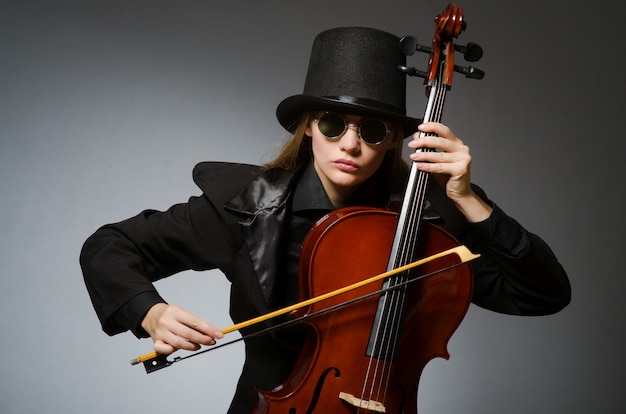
[1,0,624,413]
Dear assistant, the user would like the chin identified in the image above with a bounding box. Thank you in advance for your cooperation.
[331,175,364,189]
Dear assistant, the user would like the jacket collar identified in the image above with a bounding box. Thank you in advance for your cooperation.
[224,166,302,309]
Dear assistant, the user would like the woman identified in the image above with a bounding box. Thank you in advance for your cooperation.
[80,27,570,412]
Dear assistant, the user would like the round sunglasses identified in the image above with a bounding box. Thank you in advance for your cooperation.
[313,112,391,145]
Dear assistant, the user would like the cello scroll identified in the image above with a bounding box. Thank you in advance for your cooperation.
[398,3,484,94]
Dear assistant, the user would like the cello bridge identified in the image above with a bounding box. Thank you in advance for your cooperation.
[339,392,386,412]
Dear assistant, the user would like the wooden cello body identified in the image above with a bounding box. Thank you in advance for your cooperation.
[252,208,473,413]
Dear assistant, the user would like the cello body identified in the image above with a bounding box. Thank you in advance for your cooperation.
[251,207,473,413]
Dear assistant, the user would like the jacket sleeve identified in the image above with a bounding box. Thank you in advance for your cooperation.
[427,182,571,316]
[80,194,238,337]
[463,202,571,315]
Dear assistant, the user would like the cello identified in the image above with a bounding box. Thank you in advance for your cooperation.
[251,3,485,413]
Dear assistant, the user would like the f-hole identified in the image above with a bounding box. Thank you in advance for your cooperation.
[288,367,341,414]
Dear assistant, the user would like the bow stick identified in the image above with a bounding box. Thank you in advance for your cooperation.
[131,245,479,370]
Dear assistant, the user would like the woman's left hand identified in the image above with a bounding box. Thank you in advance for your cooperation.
[408,122,472,199]
[407,122,492,222]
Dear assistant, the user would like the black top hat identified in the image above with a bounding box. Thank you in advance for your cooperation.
[276,27,422,136]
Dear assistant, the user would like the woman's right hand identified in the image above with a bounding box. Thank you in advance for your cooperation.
[140,303,224,354]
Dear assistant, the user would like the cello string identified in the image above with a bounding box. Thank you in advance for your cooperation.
[366,159,425,402]
[358,167,419,407]
[358,155,423,404]
[364,66,449,407]
[363,79,442,406]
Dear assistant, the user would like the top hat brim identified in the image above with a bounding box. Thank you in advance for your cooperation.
[276,94,422,138]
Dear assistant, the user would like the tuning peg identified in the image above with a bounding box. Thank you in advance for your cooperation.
[399,36,417,55]
[454,65,484,79]
[399,36,432,56]
[397,65,428,78]
[454,42,483,62]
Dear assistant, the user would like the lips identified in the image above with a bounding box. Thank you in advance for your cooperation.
[334,158,359,172]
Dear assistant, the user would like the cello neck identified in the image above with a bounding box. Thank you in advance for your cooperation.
[388,67,448,271]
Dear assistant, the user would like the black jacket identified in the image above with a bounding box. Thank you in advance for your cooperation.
[80,161,570,412]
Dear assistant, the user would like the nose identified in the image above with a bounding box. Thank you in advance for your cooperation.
[339,124,361,152]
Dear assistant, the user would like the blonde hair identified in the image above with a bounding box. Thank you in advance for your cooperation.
[265,112,409,189]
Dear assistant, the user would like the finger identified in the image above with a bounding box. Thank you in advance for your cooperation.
[165,305,225,340]
[418,122,453,137]
[173,324,220,347]
[184,317,224,339]
[413,159,452,175]
[159,329,205,352]
[153,339,176,355]
[408,134,459,153]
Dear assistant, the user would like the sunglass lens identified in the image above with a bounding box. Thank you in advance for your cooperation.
[360,119,388,144]
[318,112,345,138]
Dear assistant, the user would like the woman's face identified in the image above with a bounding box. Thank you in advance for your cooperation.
[306,112,397,207]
